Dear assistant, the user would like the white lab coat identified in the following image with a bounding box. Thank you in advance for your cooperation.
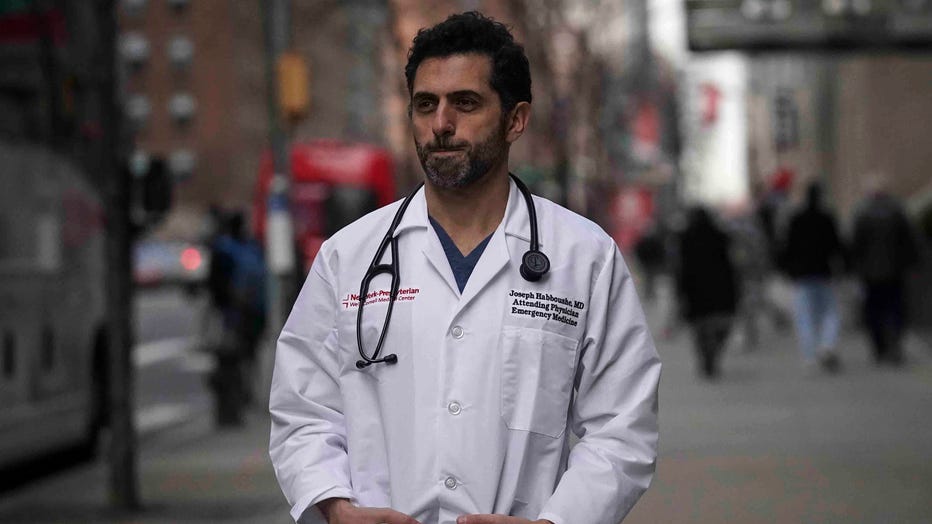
[270,179,661,524]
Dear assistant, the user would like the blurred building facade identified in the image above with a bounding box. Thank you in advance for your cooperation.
[117,0,676,246]
[680,2,932,223]
[118,0,267,238]
[746,54,932,223]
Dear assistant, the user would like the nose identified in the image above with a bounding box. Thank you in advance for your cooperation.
[431,101,455,138]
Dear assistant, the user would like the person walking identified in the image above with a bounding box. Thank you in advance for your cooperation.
[850,178,920,366]
[782,182,845,373]
[725,203,773,351]
[634,222,666,303]
[676,206,739,379]
[268,12,660,524]
[206,210,266,425]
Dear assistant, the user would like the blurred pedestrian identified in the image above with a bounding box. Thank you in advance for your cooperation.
[205,210,267,426]
[850,176,920,366]
[725,202,772,351]
[749,173,795,335]
[782,182,845,374]
[634,221,666,302]
[676,206,739,379]
[758,166,795,271]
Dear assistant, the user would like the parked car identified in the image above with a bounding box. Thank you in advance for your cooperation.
[133,239,209,289]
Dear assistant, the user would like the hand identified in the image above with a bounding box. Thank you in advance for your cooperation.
[456,516,553,524]
[317,498,421,524]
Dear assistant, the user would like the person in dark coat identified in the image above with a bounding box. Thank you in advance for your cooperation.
[782,182,845,373]
[634,222,667,302]
[676,206,739,379]
[850,179,920,365]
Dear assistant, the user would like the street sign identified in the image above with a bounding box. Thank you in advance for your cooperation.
[686,0,932,51]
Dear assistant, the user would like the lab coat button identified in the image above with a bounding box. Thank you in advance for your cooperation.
[448,401,462,415]
[444,476,458,490]
[451,326,464,339]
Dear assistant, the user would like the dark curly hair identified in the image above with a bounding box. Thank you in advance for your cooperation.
[404,11,532,115]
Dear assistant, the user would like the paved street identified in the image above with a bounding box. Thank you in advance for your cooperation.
[1,279,930,523]
[626,278,932,523]
[133,288,213,435]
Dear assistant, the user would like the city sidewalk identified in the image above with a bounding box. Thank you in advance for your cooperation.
[0,408,292,524]
[1,278,930,523]
[625,277,932,523]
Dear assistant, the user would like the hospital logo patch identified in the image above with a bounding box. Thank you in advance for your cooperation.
[341,287,420,310]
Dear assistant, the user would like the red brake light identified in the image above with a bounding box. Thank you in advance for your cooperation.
[180,247,202,271]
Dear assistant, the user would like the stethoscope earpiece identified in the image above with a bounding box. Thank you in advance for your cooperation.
[520,249,550,282]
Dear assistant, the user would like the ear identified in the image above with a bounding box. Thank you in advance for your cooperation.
[504,101,531,144]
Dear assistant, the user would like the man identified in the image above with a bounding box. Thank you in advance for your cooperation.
[676,206,738,379]
[782,182,844,373]
[269,12,660,524]
[850,176,919,365]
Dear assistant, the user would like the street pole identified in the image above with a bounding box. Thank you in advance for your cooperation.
[99,0,140,510]
[262,0,296,342]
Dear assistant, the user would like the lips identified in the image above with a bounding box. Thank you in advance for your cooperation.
[429,147,466,156]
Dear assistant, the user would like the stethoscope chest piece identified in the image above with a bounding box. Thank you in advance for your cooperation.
[520,249,550,282]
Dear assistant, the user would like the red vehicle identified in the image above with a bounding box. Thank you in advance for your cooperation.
[254,140,396,272]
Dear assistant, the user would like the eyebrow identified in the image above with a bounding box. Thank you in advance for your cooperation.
[412,89,484,101]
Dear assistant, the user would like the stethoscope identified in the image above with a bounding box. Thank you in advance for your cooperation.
[356,173,549,369]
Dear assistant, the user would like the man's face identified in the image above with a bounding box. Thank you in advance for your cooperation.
[410,54,509,189]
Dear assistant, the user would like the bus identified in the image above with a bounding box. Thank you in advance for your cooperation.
[253,139,396,273]
[0,141,109,469]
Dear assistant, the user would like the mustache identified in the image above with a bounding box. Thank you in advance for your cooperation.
[425,138,469,151]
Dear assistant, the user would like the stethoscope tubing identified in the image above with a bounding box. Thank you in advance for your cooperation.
[355,174,544,368]
[355,182,423,368]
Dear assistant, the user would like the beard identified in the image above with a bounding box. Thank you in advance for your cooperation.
[415,121,508,189]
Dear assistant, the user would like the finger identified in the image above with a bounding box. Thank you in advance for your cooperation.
[457,514,518,524]
[372,507,422,524]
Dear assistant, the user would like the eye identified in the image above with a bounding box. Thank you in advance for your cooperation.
[456,98,478,111]
[414,98,436,113]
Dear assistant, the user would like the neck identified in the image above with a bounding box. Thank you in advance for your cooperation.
[424,164,510,255]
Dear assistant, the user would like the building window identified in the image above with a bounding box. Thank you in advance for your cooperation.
[128,149,151,179]
[120,32,150,69]
[742,0,793,21]
[167,35,194,69]
[900,0,929,13]
[168,93,196,125]
[123,0,148,17]
[169,149,197,180]
[126,94,151,128]
[167,0,190,12]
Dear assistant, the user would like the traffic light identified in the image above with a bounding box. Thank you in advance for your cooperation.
[276,51,310,122]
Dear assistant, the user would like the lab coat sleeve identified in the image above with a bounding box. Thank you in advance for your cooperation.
[269,248,354,523]
[539,243,661,524]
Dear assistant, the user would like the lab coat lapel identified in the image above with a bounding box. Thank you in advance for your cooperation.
[457,180,525,309]
[394,186,460,296]
[456,226,509,308]
[422,230,460,297]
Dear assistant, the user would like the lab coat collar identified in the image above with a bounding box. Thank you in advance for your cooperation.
[392,177,534,246]
[391,177,536,303]
[394,184,429,236]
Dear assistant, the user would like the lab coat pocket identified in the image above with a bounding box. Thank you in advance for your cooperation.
[501,326,578,438]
